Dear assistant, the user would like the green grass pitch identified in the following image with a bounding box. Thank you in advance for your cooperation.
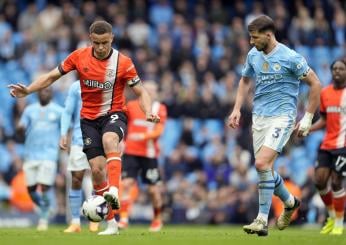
[0,225,344,245]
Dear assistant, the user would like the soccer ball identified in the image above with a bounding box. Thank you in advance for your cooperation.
[82,195,110,222]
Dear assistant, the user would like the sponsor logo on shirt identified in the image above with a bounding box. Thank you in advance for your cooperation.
[326,106,346,114]
[83,80,113,89]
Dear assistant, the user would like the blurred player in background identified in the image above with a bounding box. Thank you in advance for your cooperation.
[9,20,159,235]
[228,15,322,236]
[60,81,98,233]
[119,81,167,232]
[309,59,346,235]
[17,87,62,231]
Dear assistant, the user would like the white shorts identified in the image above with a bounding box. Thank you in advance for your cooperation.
[67,145,90,171]
[23,160,57,186]
[252,114,295,155]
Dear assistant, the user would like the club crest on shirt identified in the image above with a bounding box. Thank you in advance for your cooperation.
[106,69,116,78]
[273,63,281,71]
[262,62,269,72]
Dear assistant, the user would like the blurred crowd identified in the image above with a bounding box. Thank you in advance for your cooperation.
[0,0,345,226]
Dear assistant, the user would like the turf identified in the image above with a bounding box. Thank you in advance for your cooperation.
[0,225,344,245]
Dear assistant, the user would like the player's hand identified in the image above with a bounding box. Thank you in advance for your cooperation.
[146,113,160,123]
[128,133,145,141]
[8,83,30,98]
[295,112,313,137]
[227,110,241,129]
[59,135,68,150]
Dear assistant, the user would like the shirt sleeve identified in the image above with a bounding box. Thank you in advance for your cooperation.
[123,57,141,87]
[290,52,310,79]
[60,84,77,136]
[241,54,255,78]
[58,49,80,75]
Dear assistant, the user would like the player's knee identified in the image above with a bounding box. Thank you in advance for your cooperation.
[254,159,268,171]
[102,133,120,151]
[71,175,83,189]
[314,177,328,190]
[331,179,343,191]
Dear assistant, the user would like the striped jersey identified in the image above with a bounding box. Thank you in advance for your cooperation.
[124,100,167,158]
[58,47,140,120]
[320,84,346,150]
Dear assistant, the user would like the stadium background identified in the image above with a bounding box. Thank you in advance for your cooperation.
[0,0,345,227]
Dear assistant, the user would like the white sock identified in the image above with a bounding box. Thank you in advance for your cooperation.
[71,218,80,225]
[284,194,295,208]
[107,219,117,229]
[256,213,268,224]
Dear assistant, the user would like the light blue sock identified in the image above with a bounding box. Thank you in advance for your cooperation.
[29,191,42,206]
[40,192,50,220]
[69,189,82,220]
[257,169,275,221]
[273,171,294,207]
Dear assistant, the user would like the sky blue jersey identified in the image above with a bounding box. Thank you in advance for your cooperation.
[242,43,310,117]
[60,81,83,146]
[20,102,63,162]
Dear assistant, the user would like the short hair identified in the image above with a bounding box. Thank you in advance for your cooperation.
[89,20,112,35]
[330,58,346,70]
[248,15,276,33]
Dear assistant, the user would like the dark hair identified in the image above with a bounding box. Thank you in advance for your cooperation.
[89,20,112,35]
[330,58,346,70]
[248,15,276,33]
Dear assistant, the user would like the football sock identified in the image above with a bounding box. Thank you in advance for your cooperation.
[106,152,122,188]
[319,188,335,218]
[273,171,295,207]
[28,190,42,206]
[40,191,50,220]
[256,169,275,223]
[333,188,345,228]
[153,207,162,220]
[69,189,82,224]
[82,172,93,199]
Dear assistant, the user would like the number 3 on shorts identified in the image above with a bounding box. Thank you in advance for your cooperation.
[110,114,119,123]
[272,127,281,138]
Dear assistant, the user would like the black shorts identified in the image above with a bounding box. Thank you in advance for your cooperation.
[316,149,346,176]
[80,112,127,159]
[122,154,160,185]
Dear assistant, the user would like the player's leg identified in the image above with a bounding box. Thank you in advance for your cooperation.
[119,154,140,229]
[35,160,57,231]
[101,112,127,210]
[81,170,98,232]
[142,157,163,232]
[243,146,276,236]
[314,150,334,234]
[329,169,345,235]
[81,119,118,235]
[64,170,84,233]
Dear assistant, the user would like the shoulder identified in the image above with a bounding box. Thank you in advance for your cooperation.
[69,47,91,58]
[118,51,133,65]
[321,84,334,95]
[247,47,258,58]
[279,44,303,60]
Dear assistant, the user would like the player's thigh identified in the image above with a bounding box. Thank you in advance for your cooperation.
[315,149,333,187]
[252,115,269,155]
[263,115,295,153]
[101,112,128,142]
[68,145,90,171]
[122,154,140,180]
[141,157,161,185]
[23,161,40,186]
[37,161,57,186]
[80,119,104,158]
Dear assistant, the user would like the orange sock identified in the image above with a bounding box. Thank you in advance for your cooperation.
[93,181,114,220]
[106,152,122,188]
[319,189,334,211]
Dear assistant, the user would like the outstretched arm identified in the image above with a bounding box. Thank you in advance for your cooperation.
[8,67,62,98]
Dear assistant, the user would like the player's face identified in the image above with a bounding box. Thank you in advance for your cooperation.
[38,87,52,106]
[331,61,346,87]
[90,32,114,59]
[249,30,270,51]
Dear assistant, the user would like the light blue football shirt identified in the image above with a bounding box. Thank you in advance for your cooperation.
[60,81,83,146]
[20,102,63,162]
[242,43,310,117]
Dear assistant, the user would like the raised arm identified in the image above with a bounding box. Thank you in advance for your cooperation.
[8,67,62,98]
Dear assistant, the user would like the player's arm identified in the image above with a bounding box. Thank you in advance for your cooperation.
[16,107,30,137]
[309,114,326,132]
[8,68,62,98]
[60,86,77,150]
[296,69,322,137]
[227,76,252,128]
